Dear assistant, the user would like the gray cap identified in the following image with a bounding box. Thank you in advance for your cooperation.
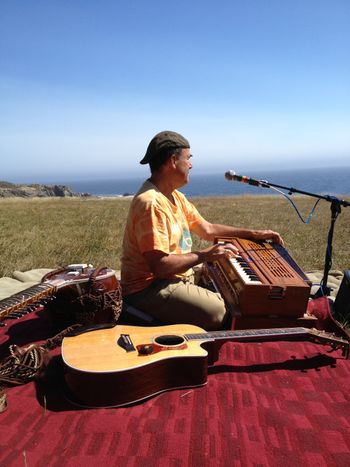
[140,131,190,164]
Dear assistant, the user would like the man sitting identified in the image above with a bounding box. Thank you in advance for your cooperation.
[121,131,283,330]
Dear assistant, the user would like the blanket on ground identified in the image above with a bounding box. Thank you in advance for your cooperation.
[0,269,349,467]
[0,268,344,300]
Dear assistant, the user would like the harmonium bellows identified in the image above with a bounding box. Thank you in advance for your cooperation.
[204,237,311,318]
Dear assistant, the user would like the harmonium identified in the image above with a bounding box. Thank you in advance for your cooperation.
[203,237,315,329]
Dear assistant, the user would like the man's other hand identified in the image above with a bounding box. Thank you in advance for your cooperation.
[252,230,284,245]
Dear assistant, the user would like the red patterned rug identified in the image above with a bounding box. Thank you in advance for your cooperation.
[1,309,350,467]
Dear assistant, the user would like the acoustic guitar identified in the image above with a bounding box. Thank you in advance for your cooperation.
[0,264,118,326]
[62,323,349,408]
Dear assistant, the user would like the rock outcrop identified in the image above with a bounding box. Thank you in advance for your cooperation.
[0,181,90,198]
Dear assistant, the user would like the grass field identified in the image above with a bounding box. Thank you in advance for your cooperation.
[0,195,349,277]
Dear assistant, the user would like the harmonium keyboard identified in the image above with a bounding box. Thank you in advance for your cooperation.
[204,237,313,328]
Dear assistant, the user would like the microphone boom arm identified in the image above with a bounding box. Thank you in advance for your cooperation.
[225,170,350,296]
[225,170,350,207]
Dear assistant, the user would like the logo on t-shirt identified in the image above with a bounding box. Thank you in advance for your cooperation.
[179,227,192,253]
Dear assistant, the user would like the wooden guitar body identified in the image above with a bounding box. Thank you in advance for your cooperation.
[62,324,349,408]
[62,324,210,408]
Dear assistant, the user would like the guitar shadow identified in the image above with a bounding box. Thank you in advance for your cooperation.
[35,355,82,413]
[34,355,155,412]
[208,352,337,375]
[34,352,339,413]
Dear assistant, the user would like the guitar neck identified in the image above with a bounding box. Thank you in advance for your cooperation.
[186,327,310,343]
[185,327,349,357]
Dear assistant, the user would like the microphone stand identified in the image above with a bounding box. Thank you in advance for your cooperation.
[228,173,350,296]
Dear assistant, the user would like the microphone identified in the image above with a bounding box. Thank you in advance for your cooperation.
[225,171,270,188]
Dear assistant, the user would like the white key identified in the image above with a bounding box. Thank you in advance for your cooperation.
[229,256,262,284]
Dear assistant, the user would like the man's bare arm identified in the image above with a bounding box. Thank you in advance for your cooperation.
[192,219,284,245]
[143,242,238,279]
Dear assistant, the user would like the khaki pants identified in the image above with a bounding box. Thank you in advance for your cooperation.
[124,275,229,331]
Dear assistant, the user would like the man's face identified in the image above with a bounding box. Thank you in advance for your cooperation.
[173,148,193,187]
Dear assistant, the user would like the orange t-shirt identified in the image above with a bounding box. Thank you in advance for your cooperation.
[121,180,205,295]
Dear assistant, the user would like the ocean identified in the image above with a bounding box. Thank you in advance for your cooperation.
[62,166,350,198]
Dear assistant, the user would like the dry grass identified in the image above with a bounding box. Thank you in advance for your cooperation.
[0,195,349,277]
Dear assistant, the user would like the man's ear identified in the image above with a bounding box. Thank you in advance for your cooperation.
[169,154,177,169]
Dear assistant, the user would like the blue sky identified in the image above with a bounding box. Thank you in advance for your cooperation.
[1,0,349,182]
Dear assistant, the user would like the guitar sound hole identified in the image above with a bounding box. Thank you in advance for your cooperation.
[154,335,185,347]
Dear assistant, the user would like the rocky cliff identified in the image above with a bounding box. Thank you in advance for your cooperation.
[0,181,90,198]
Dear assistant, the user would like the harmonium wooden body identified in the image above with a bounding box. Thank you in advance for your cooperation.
[203,237,315,329]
